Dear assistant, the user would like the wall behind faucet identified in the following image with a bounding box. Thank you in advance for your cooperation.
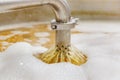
[69,0,120,12]
[0,0,120,26]
[68,0,120,20]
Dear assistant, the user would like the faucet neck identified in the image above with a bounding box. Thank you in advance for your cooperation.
[48,0,71,22]
[0,0,71,23]
[56,30,71,47]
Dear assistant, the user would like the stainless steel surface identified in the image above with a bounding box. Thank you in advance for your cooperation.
[0,0,70,23]
[0,0,87,65]
[51,18,78,46]
[56,30,71,47]
[0,0,72,46]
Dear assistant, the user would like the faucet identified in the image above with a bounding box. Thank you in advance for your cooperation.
[0,0,87,65]
[0,0,70,22]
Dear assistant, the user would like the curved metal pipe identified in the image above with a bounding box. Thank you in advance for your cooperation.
[0,0,71,23]
[0,0,87,65]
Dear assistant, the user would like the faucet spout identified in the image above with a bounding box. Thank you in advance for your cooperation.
[0,0,70,23]
[0,0,87,65]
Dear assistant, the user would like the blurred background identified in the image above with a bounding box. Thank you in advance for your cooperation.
[69,0,120,20]
[0,0,120,25]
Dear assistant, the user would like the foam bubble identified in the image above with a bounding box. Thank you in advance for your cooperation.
[0,42,87,80]
[83,56,120,80]
[34,32,50,37]
[0,32,120,80]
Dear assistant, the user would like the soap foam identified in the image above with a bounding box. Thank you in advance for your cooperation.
[72,33,120,80]
[83,56,120,80]
[0,42,87,80]
[0,32,120,80]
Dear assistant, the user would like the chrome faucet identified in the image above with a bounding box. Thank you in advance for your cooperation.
[0,0,70,22]
[0,0,87,65]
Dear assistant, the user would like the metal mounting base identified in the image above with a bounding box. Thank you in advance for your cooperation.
[35,45,87,66]
[35,17,87,66]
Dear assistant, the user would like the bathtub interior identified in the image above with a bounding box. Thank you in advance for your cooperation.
[0,0,120,79]
[0,20,120,80]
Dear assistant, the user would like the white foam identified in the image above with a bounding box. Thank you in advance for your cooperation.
[11,31,29,35]
[74,21,120,33]
[83,56,120,80]
[34,32,50,37]
[0,31,29,40]
[0,42,9,46]
[0,32,120,80]
[36,38,50,45]
[0,42,87,80]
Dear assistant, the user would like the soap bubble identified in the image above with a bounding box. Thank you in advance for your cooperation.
[0,42,87,80]
[83,56,120,80]
[1,32,120,80]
